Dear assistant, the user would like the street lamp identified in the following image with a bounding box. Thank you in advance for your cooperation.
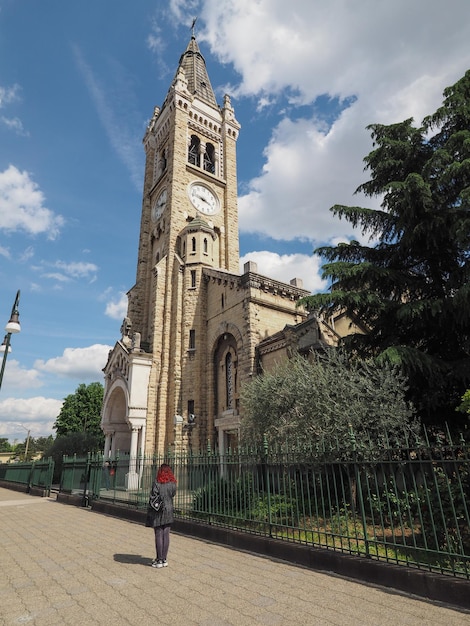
[0,290,21,392]
[16,423,31,460]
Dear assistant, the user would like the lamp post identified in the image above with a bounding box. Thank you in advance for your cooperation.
[16,423,31,461]
[0,290,21,392]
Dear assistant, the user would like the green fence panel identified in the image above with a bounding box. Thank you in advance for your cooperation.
[0,458,54,492]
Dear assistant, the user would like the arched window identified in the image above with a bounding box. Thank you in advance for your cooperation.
[188,135,200,166]
[204,143,215,173]
[191,237,196,253]
[160,148,167,172]
[226,352,233,409]
[203,238,208,254]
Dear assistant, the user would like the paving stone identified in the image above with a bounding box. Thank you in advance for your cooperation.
[0,488,469,626]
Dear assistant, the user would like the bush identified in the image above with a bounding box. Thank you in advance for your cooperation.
[417,464,470,556]
[192,473,254,517]
[249,494,298,526]
[42,432,103,483]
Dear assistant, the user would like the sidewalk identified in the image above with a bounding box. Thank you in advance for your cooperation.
[0,487,468,626]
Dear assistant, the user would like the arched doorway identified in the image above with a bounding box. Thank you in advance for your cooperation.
[101,382,130,457]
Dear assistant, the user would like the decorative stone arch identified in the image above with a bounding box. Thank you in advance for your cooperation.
[101,341,152,488]
[210,322,244,453]
[208,321,244,354]
[101,377,130,458]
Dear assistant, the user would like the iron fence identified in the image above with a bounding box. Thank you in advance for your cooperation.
[0,458,54,492]
[60,432,470,580]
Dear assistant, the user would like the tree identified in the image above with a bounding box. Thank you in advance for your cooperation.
[32,435,54,453]
[457,390,470,417]
[241,350,419,451]
[42,432,103,483]
[0,438,12,452]
[300,71,470,423]
[54,382,104,440]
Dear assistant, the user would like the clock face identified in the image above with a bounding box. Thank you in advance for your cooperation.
[188,183,220,215]
[152,189,167,221]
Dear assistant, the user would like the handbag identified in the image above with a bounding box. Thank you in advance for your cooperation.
[149,483,165,513]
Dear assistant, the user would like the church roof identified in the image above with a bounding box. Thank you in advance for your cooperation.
[184,215,215,234]
[176,36,217,106]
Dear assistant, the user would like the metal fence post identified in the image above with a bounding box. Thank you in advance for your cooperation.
[350,426,371,558]
[263,434,273,538]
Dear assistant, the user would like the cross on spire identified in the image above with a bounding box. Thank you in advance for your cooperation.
[191,17,197,38]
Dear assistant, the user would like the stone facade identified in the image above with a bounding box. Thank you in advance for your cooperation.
[100,36,341,465]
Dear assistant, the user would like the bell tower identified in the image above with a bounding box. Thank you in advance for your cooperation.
[101,33,312,467]
[124,34,241,453]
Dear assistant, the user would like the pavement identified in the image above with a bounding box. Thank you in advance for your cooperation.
[1,487,469,626]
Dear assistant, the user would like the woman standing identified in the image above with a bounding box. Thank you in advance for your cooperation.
[146,463,177,568]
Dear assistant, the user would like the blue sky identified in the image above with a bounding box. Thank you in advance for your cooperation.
[1,0,469,442]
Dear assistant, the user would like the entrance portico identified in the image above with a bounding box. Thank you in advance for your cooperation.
[101,338,152,489]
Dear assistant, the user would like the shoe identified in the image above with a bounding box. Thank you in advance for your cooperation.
[151,560,163,568]
[162,560,168,567]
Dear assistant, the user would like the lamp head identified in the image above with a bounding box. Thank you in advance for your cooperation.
[0,335,11,353]
[5,311,20,334]
[5,290,21,334]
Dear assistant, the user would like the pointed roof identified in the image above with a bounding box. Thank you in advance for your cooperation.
[176,36,217,107]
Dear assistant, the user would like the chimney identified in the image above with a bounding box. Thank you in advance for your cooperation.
[244,261,258,274]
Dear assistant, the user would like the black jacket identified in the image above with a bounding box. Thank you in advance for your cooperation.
[145,480,176,527]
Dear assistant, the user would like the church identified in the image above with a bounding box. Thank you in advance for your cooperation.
[100,34,346,479]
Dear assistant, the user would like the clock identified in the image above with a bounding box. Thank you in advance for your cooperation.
[188,182,220,215]
[152,189,167,221]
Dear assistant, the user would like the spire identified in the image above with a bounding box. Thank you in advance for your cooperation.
[174,27,217,107]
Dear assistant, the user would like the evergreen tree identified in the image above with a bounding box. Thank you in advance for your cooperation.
[0,438,12,452]
[301,71,470,423]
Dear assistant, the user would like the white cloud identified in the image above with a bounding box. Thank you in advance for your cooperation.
[238,111,371,243]
[167,1,199,25]
[53,260,98,280]
[105,291,128,320]
[0,84,21,107]
[0,84,27,135]
[1,116,29,136]
[72,44,143,192]
[33,259,99,285]
[0,165,64,238]
[42,272,70,283]
[19,246,34,262]
[240,251,327,294]
[0,359,43,390]
[34,344,112,380]
[0,398,63,441]
[192,0,470,248]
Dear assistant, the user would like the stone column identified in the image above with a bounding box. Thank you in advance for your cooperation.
[103,433,112,458]
[110,432,116,457]
[125,427,140,490]
[198,142,205,169]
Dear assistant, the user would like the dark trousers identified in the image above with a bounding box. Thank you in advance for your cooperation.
[154,524,171,561]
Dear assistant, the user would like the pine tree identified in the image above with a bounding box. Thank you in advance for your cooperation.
[301,71,470,423]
